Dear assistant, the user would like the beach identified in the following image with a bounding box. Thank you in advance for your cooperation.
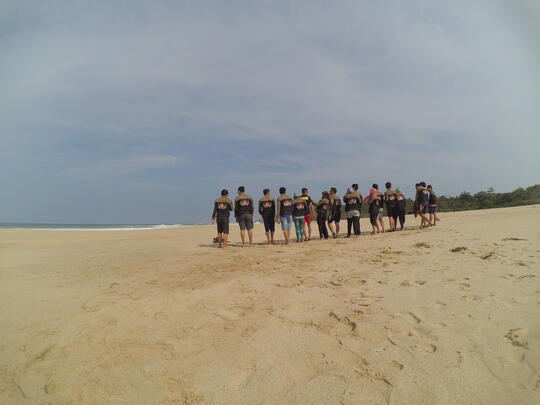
[1,205,539,404]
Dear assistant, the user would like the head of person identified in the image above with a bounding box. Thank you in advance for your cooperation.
[415,183,420,189]
[420,182,426,187]
[372,184,378,190]
[301,187,308,195]
[221,189,228,196]
[352,183,358,191]
[427,185,432,191]
[322,191,330,199]
[263,188,270,195]
[238,186,245,194]
[385,182,391,189]
[279,186,286,195]
[330,187,337,194]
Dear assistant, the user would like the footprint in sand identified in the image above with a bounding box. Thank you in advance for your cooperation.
[505,328,529,348]
[412,343,437,353]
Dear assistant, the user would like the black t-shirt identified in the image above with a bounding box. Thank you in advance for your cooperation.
[293,200,309,217]
[429,191,437,205]
[343,193,361,211]
[396,194,406,211]
[418,188,430,205]
[259,198,275,217]
[316,199,330,217]
[212,198,233,220]
[384,189,398,208]
[331,195,341,216]
[235,194,254,216]
[278,196,294,216]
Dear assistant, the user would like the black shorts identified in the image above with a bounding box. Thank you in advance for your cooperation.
[216,218,229,234]
[237,214,254,231]
[369,208,378,226]
[328,214,341,223]
[262,215,275,233]
[419,204,428,214]
[428,205,437,214]
[387,206,398,218]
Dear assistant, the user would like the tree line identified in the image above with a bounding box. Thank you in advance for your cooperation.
[356,184,540,216]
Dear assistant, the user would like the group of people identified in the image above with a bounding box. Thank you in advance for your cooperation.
[211,183,438,248]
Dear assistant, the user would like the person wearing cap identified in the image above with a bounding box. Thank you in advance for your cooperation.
[211,189,233,248]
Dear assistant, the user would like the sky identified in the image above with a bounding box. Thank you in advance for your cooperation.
[1,0,539,224]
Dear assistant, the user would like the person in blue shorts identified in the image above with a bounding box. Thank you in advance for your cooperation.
[276,186,294,245]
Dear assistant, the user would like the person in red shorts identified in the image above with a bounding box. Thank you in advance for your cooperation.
[300,187,315,241]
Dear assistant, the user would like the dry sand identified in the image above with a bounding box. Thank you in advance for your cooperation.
[1,205,539,404]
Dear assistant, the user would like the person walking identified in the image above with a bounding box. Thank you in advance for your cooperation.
[234,186,254,247]
[427,185,438,226]
[316,191,331,239]
[416,182,432,228]
[292,193,308,242]
[259,188,276,244]
[211,189,233,248]
[396,187,406,230]
[343,185,362,237]
[276,187,294,245]
[300,187,315,241]
[327,187,342,238]
[384,182,398,232]
[364,184,382,235]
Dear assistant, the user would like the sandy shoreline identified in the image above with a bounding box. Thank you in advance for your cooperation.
[1,206,539,404]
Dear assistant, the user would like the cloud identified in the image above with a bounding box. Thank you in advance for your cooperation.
[56,154,183,179]
[1,0,539,223]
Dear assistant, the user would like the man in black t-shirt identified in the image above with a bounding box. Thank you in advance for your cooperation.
[258,188,276,244]
[327,187,341,238]
[211,189,233,248]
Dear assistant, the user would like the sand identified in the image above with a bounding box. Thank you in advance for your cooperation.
[1,205,539,405]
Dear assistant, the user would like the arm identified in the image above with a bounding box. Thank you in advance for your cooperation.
[275,198,281,221]
[211,203,217,222]
[234,199,239,218]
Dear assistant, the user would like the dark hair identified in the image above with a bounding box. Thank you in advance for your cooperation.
[352,183,358,191]
[279,186,286,194]
[238,186,245,193]
[420,182,426,187]
[330,187,337,193]
[427,184,432,189]
[221,189,228,196]
[263,188,270,195]
[322,191,330,199]
[301,187,308,193]
[372,184,378,190]
[385,182,391,189]
[415,183,420,187]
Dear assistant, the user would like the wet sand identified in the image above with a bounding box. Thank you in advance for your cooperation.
[1,205,539,404]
